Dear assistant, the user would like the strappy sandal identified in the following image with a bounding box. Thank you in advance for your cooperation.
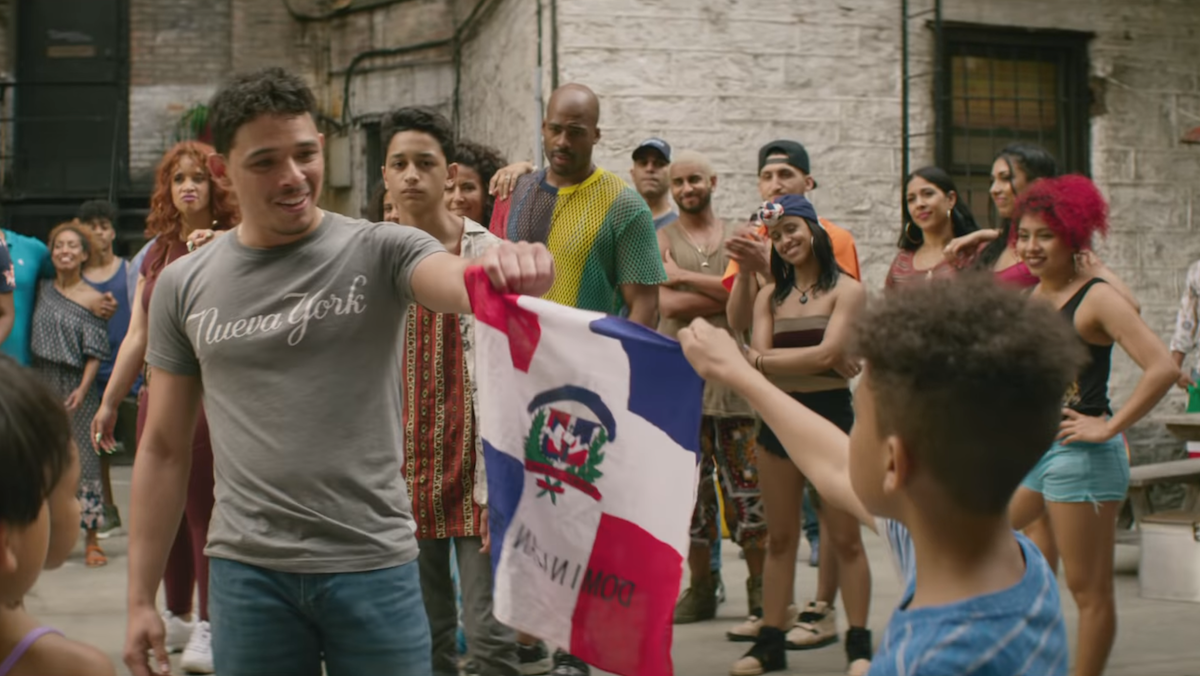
[85,543,108,567]
[730,626,787,676]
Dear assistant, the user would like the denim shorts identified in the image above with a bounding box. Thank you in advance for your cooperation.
[1021,435,1130,504]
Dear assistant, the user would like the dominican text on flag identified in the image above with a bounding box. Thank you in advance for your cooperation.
[466,268,703,676]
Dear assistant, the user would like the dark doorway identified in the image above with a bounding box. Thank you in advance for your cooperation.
[5,0,129,239]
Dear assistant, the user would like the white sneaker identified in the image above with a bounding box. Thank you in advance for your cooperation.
[162,611,195,654]
[181,621,214,674]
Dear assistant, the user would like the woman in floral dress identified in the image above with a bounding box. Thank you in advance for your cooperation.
[31,221,110,566]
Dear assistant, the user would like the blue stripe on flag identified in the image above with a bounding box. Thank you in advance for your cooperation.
[588,316,703,459]
[483,438,525,574]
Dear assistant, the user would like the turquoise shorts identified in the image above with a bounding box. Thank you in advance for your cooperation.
[1021,435,1130,504]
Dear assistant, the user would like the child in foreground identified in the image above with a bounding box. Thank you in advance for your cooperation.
[677,276,1083,674]
[0,356,115,676]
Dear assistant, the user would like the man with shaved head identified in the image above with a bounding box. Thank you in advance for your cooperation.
[657,151,765,627]
[488,84,665,676]
[489,84,665,328]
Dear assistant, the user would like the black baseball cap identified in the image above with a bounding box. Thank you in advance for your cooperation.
[758,140,817,188]
[632,137,671,163]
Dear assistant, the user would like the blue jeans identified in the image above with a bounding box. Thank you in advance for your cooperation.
[209,557,432,676]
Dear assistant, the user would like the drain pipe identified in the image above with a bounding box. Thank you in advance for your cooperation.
[534,0,545,169]
[549,0,559,89]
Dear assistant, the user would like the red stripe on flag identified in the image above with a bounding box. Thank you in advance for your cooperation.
[570,513,681,676]
[524,459,602,501]
[465,266,541,372]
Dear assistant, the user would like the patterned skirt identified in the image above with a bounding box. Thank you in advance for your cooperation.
[33,360,105,530]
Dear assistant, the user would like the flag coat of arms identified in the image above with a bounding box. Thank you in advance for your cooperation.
[466,268,703,676]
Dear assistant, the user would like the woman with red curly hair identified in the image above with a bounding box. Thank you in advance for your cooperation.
[1007,175,1176,676]
[90,140,237,674]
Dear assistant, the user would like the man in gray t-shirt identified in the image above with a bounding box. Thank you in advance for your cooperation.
[123,68,554,676]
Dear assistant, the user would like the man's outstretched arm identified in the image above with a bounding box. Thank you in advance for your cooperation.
[677,318,875,531]
[410,241,556,314]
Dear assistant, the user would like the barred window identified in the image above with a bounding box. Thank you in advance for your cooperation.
[937,24,1092,226]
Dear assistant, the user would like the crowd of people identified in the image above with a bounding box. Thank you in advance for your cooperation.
[0,63,1193,676]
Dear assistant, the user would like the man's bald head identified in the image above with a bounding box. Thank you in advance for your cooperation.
[669,150,718,216]
[669,150,716,180]
[542,83,601,184]
[547,83,600,125]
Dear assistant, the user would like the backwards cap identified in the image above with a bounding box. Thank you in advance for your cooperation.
[758,193,820,229]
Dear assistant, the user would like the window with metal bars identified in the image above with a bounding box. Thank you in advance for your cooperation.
[936,24,1092,227]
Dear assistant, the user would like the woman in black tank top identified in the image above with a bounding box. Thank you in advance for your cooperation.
[1008,176,1177,676]
[733,195,873,676]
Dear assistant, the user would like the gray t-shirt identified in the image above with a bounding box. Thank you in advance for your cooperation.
[147,211,445,573]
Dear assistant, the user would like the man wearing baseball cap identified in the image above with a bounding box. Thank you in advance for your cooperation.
[724,140,860,332]
[630,137,679,230]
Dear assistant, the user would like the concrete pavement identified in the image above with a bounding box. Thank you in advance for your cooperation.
[30,466,1200,675]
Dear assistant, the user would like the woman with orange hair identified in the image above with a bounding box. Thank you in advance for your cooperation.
[1007,175,1176,676]
[91,141,237,674]
[30,221,110,566]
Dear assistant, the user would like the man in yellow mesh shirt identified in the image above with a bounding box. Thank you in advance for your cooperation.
[487,83,666,676]
[489,84,665,329]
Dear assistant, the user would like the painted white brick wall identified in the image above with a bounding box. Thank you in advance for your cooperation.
[457,0,544,168]
[936,0,1200,461]
[547,0,1200,464]
[555,0,903,280]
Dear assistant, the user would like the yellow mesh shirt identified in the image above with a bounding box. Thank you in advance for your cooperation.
[489,168,666,313]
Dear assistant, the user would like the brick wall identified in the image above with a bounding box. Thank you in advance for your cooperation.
[550,0,1200,466]
[128,0,327,179]
[230,0,307,74]
[127,0,232,178]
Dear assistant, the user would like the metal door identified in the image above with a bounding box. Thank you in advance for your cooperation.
[14,0,126,198]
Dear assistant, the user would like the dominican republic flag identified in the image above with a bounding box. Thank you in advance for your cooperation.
[466,267,703,676]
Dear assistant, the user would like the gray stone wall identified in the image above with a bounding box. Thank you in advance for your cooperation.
[554,0,903,276]
[549,0,1200,468]
[937,0,1200,466]
[456,0,544,169]
[322,0,457,217]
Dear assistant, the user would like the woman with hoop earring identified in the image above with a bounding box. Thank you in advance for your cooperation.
[885,166,981,288]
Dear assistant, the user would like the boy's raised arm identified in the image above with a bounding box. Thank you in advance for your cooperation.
[678,318,876,531]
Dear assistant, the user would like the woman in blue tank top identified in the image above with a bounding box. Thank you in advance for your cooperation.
[1008,175,1177,676]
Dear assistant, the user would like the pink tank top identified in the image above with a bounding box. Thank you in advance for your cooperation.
[995,261,1038,288]
[0,627,62,676]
